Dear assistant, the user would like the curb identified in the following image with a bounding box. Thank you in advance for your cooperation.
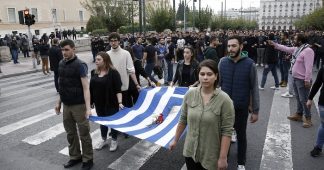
[0,69,40,79]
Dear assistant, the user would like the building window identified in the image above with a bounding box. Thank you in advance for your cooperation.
[31,8,38,22]
[7,8,16,23]
[79,10,84,22]
[52,8,57,23]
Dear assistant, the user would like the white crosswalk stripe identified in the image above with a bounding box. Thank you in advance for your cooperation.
[108,140,161,170]
[0,109,56,135]
[22,123,65,145]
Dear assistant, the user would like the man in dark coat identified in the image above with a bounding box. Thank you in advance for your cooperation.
[48,38,63,92]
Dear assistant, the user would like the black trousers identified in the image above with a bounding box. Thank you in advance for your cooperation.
[95,106,119,140]
[185,157,206,170]
[234,107,249,165]
[54,70,59,92]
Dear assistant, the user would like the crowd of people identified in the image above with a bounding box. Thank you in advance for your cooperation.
[2,27,323,170]
[85,29,324,170]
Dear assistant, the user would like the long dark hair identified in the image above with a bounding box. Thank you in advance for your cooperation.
[197,59,219,88]
[184,46,196,63]
[95,52,115,74]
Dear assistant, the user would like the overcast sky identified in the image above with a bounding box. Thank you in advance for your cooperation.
[170,0,260,12]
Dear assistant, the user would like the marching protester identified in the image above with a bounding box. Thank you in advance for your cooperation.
[90,52,123,151]
[218,35,260,170]
[142,38,159,86]
[48,38,63,92]
[203,36,220,65]
[170,46,199,87]
[107,32,141,144]
[39,39,50,75]
[259,33,280,90]
[306,67,324,157]
[55,39,93,170]
[268,33,315,128]
[169,59,235,170]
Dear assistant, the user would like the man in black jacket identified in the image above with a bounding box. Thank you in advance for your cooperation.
[49,38,63,92]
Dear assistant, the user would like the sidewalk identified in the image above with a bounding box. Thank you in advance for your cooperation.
[0,51,93,79]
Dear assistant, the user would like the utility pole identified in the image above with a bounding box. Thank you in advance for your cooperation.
[184,0,186,31]
[199,0,201,18]
[193,0,195,31]
[139,0,142,34]
[173,0,177,30]
[132,0,134,36]
[143,0,146,35]
[241,0,243,18]
[224,0,227,18]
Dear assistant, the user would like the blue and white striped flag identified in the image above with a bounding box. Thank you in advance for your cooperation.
[89,87,188,148]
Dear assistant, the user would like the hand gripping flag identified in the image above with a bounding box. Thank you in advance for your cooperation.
[89,87,188,148]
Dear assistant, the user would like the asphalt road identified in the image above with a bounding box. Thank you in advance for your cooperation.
[0,53,323,170]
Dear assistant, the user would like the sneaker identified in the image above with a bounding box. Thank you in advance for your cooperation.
[237,165,245,170]
[81,160,93,170]
[280,81,287,87]
[270,86,279,90]
[287,113,303,122]
[310,146,322,157]
[281,92,294,98]
[259,86,264,90]
[109,140,118,152]
[231,130,237,143]
[302,116,313,128]
[256,64,260,66]
[94,139,108,150]
[261,64,264,67]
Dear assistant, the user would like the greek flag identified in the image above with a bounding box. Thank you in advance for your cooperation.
[89,87,188,148]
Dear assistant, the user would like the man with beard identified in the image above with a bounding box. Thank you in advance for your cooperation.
[107,32,141,150]
[268,33,314,128]
[218,35,260,170]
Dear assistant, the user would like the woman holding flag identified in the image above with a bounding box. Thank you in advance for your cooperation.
[90,52,123,151]
[169,59,235,170]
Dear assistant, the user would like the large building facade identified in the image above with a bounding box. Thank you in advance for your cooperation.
[259,0,322,30]
[0,0,90,36]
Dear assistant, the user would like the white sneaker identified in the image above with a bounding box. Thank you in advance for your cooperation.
[231,130,237,143]
[261,64,264,67]
[270,86,279,90]
[259,86,264,90]
[94,139,108,150]
[109,140,118,152]
[237,165,245,170]
[281,92,294,98]
[256,64,260,66]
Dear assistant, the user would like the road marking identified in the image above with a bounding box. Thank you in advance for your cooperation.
[59,128,103,156]
[22,123,65,145]
[108,140,161,170]
[0,88,56,108]
[260,88,293,170]
[0,96,57,119]
[0,109,56,135]
[181,164,187,170]
[1,77,52,91]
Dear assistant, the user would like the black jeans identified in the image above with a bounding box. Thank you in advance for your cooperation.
[234,107,249,165]
[185,157,206,170]
[54,70,59,92]
[95,106,118,140]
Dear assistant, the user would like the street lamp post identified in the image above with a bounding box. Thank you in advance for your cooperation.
[184,0,193,31]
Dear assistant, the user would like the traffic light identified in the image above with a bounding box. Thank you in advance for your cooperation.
[23,9,36,26]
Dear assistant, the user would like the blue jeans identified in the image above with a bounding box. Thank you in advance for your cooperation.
[316,105,324,148]
[145,63,157,83]
[11,49,19,63]
[279,59,290,82]
[163,59,173,83]
[293,78,311,117]
[260,64,279,88]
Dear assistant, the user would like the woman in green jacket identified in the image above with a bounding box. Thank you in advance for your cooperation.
[169,59,235,170]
